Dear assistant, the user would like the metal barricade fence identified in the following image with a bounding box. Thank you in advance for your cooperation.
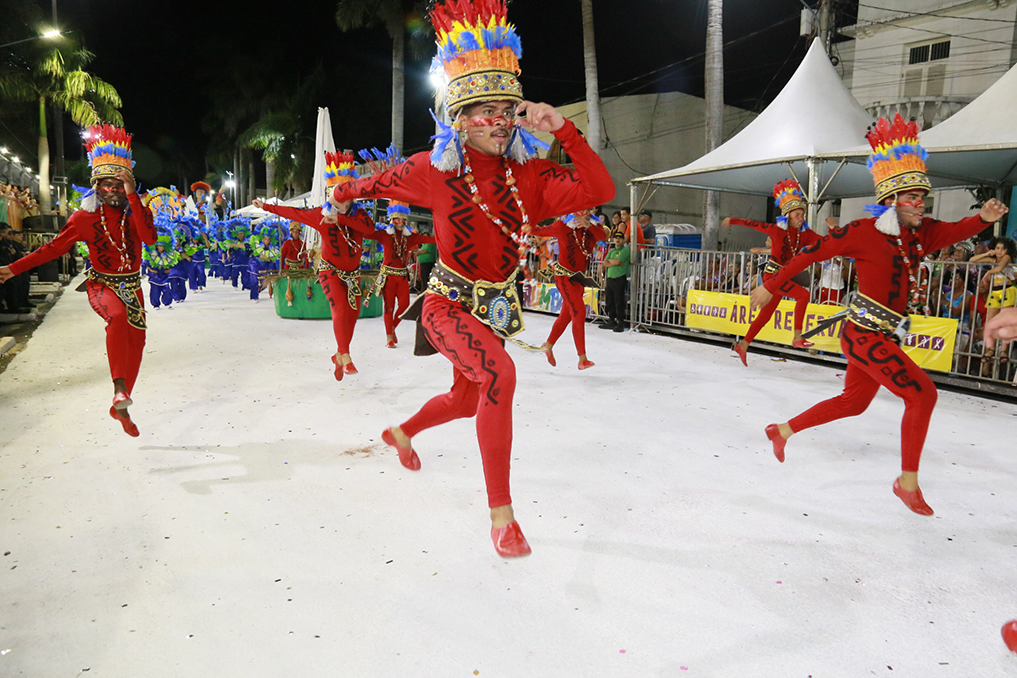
[618,246,1015,391]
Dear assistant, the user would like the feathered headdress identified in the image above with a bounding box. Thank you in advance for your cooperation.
[427,0,548,172]
[324,151,358,189]
[86,124,135,184]
[190,181,211,194]
[430,0,523,115]
[866,114,931,203]
[772,179,807,218]
[563,212,604,230]
[358,144,406,176]
[386,199,411,220]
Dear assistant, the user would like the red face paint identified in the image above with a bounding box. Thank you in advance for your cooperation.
[467,115,514,128]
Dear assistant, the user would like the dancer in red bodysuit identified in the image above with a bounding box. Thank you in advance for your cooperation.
[0,125,156,436]
[371,200,435,348]
[530,209,607,369]
[279,222,309,272]
[723,179,821,365]
[329,0,614,557]
[750,114,1008,515]
[253,152,375,380]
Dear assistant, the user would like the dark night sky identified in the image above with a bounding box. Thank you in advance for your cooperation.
[8,0,839,189]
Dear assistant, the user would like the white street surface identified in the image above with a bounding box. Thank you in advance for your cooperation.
[2,275,1017,677]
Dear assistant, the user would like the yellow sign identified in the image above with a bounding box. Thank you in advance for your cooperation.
[523,281,601,316]
[685,290,957,372]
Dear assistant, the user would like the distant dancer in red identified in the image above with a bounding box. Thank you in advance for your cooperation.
[371,200,434,348]
[751,114,1008,516]
[0,125,156,437]
[329,0,614,557]
[253,152,375,380]
[723,179,820,365]
[530,209,607,369]
[279,222,309,271]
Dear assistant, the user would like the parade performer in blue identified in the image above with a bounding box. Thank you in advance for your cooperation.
[227,219,252,289]
[187,217,210,291]
[143,225,177,309]
[248,221,281,301]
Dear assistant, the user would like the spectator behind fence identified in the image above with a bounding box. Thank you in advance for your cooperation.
[816,256,849,304]
[1,225,32,312]
[601,231,629,332]
[638,210,656,245]
[970,236,1017,375]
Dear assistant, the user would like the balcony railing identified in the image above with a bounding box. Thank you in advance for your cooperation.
[864,96,972,129]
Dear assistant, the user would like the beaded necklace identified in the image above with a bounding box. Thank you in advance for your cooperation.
[896,228,929,315]
[571,226,592,259]
[461,145,530,255]
[100,206,131,271]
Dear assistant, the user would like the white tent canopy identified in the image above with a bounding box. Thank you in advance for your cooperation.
[631,41,878,201]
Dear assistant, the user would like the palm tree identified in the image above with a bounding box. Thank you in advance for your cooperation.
[703,0,724,251]
[335,0,431,152]
[0,38,122,214]
[581,0,602,157]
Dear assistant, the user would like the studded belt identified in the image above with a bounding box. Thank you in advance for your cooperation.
[318,260,362,309]
[763,259,783,275]
[373,264,409,297]
[87,268,146,330]
[425,261,540,351]
[848,292,911,343]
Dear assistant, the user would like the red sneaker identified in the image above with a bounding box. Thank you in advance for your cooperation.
[578,359,595,370]
[491,521,531,558]
[386,340,397,349]
[893,479,934,516]
[343,362,358,375]
[330,355,344,382]
[544,345,556,367]
[732,342,748,367]
[381,428,421,471]
[109,406,139,437]
[792,338,814,348]
[765,424,786,463]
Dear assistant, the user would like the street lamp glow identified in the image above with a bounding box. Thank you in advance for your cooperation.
[224,180,236,188]
[11,156,19,163]
[429,69,446,90]
[0,147,7,154]
[42,29,61,39]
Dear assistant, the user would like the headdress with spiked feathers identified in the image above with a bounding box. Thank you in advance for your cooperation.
[358,144,406,176]
[863,114,932,235]
[384,200,413,235]
[79,124,136,212]
[771,179,808,230]
[321,151,358,216]
[428,0,548,172]
[563,211,604,230]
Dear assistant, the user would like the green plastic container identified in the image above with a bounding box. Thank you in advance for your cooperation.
[273,275,383,319]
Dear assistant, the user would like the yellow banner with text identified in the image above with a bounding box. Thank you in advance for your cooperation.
[685,290,957,372]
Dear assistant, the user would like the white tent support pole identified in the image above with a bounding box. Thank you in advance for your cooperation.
[628,182,640,330]
[785,162,804,193]
[806,157,821,233]
[817,159,847,202]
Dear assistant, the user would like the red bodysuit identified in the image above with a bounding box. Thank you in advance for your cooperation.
[332,119,614,507]
[9,193,156,396]
[731,218,820,344]
[260,204,376,355]
[279,237,308,270]
[764,213,988,472]
[529,219,607,356]
[371,227,436,342]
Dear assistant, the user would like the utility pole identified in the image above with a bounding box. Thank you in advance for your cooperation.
[818,0,834,56]
[703,0,723,251]
[581,0,602,156]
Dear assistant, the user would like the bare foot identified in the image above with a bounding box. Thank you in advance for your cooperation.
[490,504,515,530]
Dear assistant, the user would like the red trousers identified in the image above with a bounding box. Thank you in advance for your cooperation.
[86,280,146,395]
[401,295,516,508]
[546,275,588,355]
[319,271,360,354]
[746,272,810,343]
[382,275,410,337]
[788,322,937,472]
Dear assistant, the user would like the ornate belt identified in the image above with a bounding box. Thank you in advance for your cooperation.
[538,261,598,288]
[87,268,146,330]
[763,259,783,275]
[373,264,409,297]
[284,259,303,270]
[318,259,361,309]
[848,292,910,343]
[421,261,540,352]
